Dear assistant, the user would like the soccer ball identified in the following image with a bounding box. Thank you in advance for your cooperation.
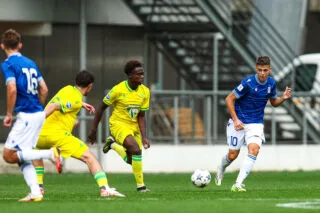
[191,169,211,188]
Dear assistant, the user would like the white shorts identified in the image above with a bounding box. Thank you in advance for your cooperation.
[5,111,45,150]
[226,118,265,150]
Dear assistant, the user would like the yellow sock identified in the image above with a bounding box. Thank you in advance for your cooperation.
[35,166,44,185]
[111,143,128,162]
[94,170,108,187]
[132,155,144,187]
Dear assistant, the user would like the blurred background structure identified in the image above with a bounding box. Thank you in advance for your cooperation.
[1,0,320,148]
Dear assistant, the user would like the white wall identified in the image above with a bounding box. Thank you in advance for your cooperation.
[1,145,319,174]
[72,145,320,173]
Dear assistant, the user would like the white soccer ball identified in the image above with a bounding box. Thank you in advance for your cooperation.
[191,169,211,188]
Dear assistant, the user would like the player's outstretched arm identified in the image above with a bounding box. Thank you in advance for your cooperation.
[269,87,292,107]
[82,102,95,114]
[44,103,60,118]
[38,79,48,106]
[88,102,108,144]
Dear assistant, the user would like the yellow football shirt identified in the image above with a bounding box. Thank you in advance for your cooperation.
[103,80,150,125]
[40,85,83,134]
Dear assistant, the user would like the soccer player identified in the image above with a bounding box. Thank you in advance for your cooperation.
[88,59,151,192]
[33,71,125,197]
[1,29,61,202]
[215,56,292,192]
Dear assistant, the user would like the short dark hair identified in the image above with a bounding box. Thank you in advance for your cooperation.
[1,29,21,50]
[256,56,270,66]
[124,59,142,75]
[75,70,94,87]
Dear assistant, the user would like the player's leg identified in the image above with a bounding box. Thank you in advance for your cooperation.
[216,119,244,186]
[108,123,148,191]
[64,136,125,197]
[123,134,149,192]
[104,124,129,163]
[232,124,264,192]
[232,143,260,192]
[33,159,45,195]
[216,149,240,186]
[3,148,57,163]
[32,133,65,195]
[103,135,129,163]
[3,112,46,202]
[18,161,43,202]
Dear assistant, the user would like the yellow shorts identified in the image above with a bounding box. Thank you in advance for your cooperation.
[36,131,88,159]
[109,121,142,149]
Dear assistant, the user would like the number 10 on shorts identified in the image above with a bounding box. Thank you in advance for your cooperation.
[230,136,238,146]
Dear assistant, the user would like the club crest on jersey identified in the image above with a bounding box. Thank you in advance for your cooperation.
[268,86,271,93]
[237,84,244,91]
[66,102,72,108]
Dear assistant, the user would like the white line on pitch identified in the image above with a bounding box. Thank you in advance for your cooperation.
[276,201,320,210]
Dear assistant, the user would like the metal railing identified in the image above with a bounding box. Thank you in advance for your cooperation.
[148,90,320,145]
[1,90,319,146]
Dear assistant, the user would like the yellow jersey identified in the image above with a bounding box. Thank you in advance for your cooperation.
[103,80,150,125]
[41,85,83,134]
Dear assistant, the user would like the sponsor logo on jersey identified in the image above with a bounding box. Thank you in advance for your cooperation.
[127,105,140,119]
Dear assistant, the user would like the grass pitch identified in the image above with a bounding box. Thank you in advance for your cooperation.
[1,171,320,213]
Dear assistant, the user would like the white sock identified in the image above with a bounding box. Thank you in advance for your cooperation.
[235,154,257,185]
[220,153,232,171]
[20,161,41,196]
[18,149,52,162]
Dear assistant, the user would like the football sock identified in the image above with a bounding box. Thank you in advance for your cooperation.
[235,154,257,185]
[111,143,128,163]
[35,166,44,185]
[94,170,108,188]
[132,155,144,187]
[17,150,52,162]
[20,161,41,195]
[220,153,232,171]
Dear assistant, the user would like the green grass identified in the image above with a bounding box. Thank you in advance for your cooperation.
[1,171,320,213]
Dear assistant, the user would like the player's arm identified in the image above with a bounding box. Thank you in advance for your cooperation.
[4,81,17,127]
[226,92,239,122]
[38,79,48,106]
[88,102,108,144]
[269,87,292,107]
[44,103,60,118]
[226,92,244,130]
[138,111,150,149]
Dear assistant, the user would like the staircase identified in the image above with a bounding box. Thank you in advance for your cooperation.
[124,0,216,32]
[124,0,320,143]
